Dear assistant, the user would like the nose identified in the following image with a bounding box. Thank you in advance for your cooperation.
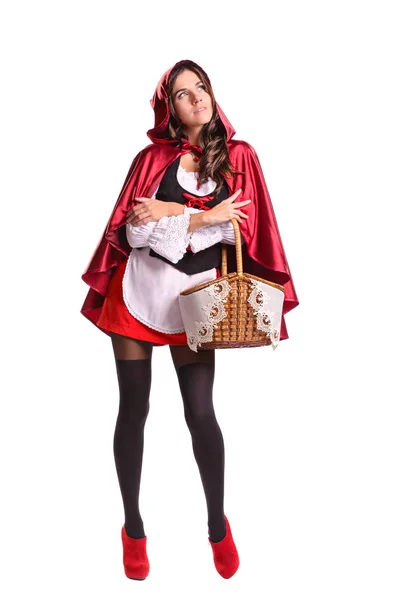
[192,92,202,104]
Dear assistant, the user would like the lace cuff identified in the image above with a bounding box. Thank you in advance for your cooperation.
[189,224,224,253]
[189,217,245,253]
[147,206,192,264]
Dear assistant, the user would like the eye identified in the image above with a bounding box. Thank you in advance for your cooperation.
[178,84,206,99]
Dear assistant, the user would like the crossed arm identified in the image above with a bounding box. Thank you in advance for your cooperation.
[126,206,243,264]
[126,188,244,264]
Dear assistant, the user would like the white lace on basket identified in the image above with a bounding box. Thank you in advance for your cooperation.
[186,280,232,352]
[247,278,280,349]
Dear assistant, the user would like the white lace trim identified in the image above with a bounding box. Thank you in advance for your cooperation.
[147,206,192,264]
[189,225,223,253]
[186,280,232,352]
[247,278,280,349]
[189,220,243,253]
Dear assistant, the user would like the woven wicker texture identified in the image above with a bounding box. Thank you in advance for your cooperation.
[179,219,285,351]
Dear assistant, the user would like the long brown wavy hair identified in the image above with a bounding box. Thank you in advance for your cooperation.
[166,60,244,199]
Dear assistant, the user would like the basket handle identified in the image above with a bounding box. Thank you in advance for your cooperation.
[221,218,243,277]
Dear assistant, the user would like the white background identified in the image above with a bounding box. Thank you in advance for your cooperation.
[1,0,399,598]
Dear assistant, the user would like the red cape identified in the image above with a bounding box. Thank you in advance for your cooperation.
[81,60,299,341]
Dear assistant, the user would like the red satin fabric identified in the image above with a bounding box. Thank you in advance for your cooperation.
[81,59,299,341]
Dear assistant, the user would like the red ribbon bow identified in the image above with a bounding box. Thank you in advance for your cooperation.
[179,139,203,161]
[182,191,214,211]
[183,191,214,253]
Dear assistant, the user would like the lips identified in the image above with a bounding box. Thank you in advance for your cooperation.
[194,106,207,113]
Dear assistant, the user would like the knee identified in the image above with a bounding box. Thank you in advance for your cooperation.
[184,406,216,433]
[117,399,150,427]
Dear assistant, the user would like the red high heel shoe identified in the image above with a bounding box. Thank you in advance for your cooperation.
[208,515,240,579]
[121,525,150,580]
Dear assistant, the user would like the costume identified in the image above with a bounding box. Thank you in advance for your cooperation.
[81,60,299,341]
[97,160,240,345]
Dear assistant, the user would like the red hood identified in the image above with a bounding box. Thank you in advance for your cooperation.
[146,59,236,147]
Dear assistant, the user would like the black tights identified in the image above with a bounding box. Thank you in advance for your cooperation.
[111,334,226,543]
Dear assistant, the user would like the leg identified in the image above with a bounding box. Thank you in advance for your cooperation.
[111,333,154,539]
[169,344,226,542]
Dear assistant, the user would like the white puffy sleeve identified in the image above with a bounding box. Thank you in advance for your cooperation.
[125,185,193,264]
[125,190,244,263]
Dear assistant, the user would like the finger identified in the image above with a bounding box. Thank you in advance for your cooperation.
[228,188,242,202]
[233,210,249,219]
[234,199,252,207]
[126,206,140,219]
[129,218,143,227]
[128,217,142,226]
[126,212,139,223]
[129,198,150,215]
[133,217,152,227]
[131,215,148,226]
[126,207,139,221]
[133,212,153,224]
[132,203,147,213]
[131,206,148,219]
[127,215,139,225]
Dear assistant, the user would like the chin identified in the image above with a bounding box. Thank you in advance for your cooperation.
[194,113,211,125]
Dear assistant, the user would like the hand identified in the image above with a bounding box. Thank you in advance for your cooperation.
[205,189,251,226]
[126,198,173,226]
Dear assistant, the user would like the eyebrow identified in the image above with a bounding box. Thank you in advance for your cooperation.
[174,80,204,97]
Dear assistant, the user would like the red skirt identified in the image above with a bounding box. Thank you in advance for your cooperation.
[98,257,220,346]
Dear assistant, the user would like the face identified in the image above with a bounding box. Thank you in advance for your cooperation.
[171,69,212,128]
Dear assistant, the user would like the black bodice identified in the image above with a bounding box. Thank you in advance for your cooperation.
[148,155,230,275]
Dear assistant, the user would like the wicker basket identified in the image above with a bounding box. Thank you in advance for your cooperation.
[178,219,285,352]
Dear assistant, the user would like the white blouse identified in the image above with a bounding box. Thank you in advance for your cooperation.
[122,165,244,334]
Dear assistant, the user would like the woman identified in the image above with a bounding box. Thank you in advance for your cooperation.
[81,59,299,580]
